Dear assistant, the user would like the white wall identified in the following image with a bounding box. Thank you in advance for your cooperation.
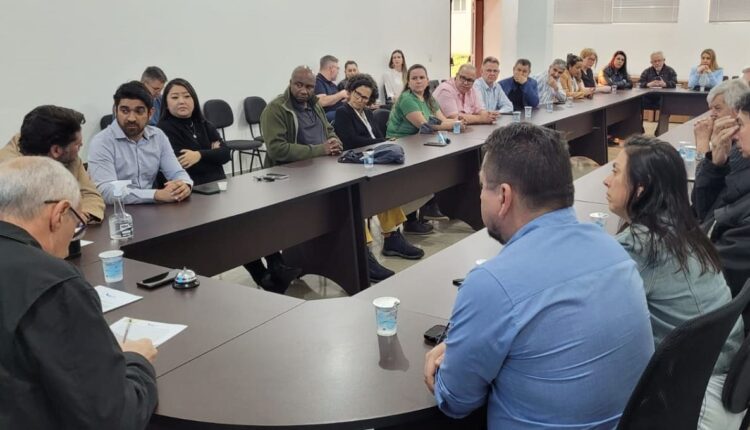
[0,0,451,158]
[552,3,750,80]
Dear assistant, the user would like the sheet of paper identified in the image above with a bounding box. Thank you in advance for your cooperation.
[80,240,93,247]
[95,286,142,313]
[110,317,187,347]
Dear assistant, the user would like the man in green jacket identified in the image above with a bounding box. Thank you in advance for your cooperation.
[262,66,343,166]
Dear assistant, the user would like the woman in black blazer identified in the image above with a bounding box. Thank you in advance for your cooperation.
[334,75,385,150]
[332,74,425,283]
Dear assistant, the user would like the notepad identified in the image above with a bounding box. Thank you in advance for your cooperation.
[95,286,142,313]
[109,317,187,347]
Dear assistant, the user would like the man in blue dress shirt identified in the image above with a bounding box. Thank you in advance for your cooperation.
[88,81,192,204]
[424,123,654,429]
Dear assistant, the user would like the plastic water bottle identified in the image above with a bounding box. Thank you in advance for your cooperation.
[363,150,374,169]
[698,73,709,92]
[109,180,134,240]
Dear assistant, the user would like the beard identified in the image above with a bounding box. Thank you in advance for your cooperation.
[120,121,144,140]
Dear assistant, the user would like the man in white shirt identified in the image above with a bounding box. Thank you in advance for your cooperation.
[534,59,568,105]
[473,56,513,114]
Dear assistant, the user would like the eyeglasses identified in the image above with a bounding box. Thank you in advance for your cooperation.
[351,89,371,101]
[458,75,475,84]
[44,200,88,241]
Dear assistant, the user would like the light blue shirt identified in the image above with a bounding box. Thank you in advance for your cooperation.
[473,78,513,113]
[533,70,567,105]
[87,121,193,204]
[688,67,724,90]
[149,96,161,126]
[434,208,654,429]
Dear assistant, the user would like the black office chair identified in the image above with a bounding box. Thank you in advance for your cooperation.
[100,114,113,130]
[203,99,263,176]
[429,80,440,93]
[617,281,750,430]
[373,109,390,138]
[722,287,750,428]
[242,96,267,168]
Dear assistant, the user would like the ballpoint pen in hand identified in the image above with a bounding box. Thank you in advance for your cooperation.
[122,318,132,343]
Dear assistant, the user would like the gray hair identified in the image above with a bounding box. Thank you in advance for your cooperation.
[0,157,80,220]
[457,64,476,75]
[550,59,566,70]
[650,51,665,59]
[319,55,338,70]
[707,79,750,109]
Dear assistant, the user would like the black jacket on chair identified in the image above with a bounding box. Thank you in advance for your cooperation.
[693,151,750,296]
[333,104,385,151]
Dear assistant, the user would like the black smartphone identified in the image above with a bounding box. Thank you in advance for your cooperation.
[137,270,179,289]
[192,182,220,195]
[452,278,464,286]
[424,141,448,147]
[424,324,448,345]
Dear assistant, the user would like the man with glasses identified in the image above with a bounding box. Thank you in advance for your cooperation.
[0,105,105,223]
[533,59,568,106]
[639,51,678,110]
[474,56,513,114]
[0,156,158,428]
[434,64,497,125]
[315,55,349,122]
[88,81,193,204]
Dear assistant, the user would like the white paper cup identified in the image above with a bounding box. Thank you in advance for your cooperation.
[99,250,124,283]
[373,297,400,336]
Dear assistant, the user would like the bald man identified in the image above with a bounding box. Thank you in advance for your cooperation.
[434,64,497,125]
[261,66,343,167]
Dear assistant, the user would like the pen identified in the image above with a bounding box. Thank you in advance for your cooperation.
[122,318,132,343]
[436,323,450,344]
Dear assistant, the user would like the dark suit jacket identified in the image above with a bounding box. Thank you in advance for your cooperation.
[334,104,386,151]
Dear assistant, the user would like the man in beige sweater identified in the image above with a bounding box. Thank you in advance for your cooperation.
[0,105,104,223]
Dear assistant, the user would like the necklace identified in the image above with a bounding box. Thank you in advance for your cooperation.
[188,121,197,139]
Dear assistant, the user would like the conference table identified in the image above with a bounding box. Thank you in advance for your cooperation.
[68,87,706,429]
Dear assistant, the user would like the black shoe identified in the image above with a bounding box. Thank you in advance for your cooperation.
[268,264,302,295]
[368,249,395,283]
[420,201,448,221]
[403,219,434,235]
[382,229,425,260]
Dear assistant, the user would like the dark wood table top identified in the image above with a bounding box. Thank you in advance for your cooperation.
[152,297,446,428]
[80,258,303,377]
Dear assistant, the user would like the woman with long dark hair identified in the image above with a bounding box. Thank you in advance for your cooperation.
[386,64,461,138]
[597,50,632,90]
[159,78,300,295]
[604,136,745,429]
[560,54,594,99]
[158,78,230,185]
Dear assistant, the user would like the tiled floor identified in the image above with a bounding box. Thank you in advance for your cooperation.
[214,120,672,300]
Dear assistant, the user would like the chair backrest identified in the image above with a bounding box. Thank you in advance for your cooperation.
[243,96,267,139]
[373,109,390,138]
[723,279,750,413]
[617,282,750,429]
[429,80,439,93]
[203,99,234,130]
[100,114,113,130]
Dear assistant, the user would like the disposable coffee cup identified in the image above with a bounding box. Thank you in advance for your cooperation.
[545,102,553,113]
[589,212,609,229]
[611,85,617,95]
[679,143,697,175]
[373,296,400,336]
[565,97,574,107]
[524,106,532,118]
[512,111,521,123]
[99,250,124,283]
